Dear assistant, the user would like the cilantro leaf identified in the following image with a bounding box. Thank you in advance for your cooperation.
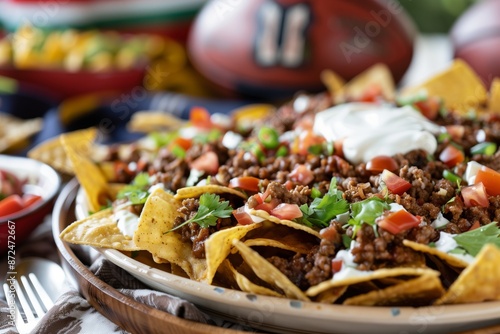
[117,172,151,205]
[453,222,500,256]
[298,179,349,228]
[346,197,390,236]
[166,193,233,233]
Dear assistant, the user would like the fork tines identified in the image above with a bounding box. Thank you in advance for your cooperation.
[3,273,54,333]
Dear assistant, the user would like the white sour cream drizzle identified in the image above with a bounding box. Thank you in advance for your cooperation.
[313,103,442,164]
[331,241,375,281]
[115,210,140,238]
[434,231,475,264]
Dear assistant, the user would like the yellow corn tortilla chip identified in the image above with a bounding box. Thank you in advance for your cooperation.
[134,188,208,281]
[242,222,319,254]
[488,77,500,113]
[343,274,445,306]
[59,208,140,251]
[321,69,346,97]
[175,185,247,200]
[219,260,283,298]
[232,240,310,301]
[248,208,320,238]
[435,244,500,305]
[314,286,348,304]
[28,127,97,174]
[403,239,469,269]
[0,113,43,153]
[306,267,440,297]
[62,135,111,213]
[127,111,187,133]
[337,63,395,102]
[205,222,262,284]
[401,59,487,114]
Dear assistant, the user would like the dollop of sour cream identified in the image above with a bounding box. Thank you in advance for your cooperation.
[115,210,140,238]
[313,103,442,164]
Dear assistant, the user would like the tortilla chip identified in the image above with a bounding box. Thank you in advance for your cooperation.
[219,260,283,298]
[343,274,445,306]
[401,59,487,114]
[403,239,469,269]
[59,208,140,251]
[321,69,346,97]
[28,128,97,174]
[175,185,247,200]
[306,267,440,297]
[128,111,187,133]
[62,135,111,213]
[248,209,320,238]
[435,244,500,305]
[242,222,319,254]
[232,240,310,301]
[314,286,348,304]
[134,188,208,281]
[488,77,500,113]
[205,223,262,284]
[337,63,395,102]
[0,113,42,153]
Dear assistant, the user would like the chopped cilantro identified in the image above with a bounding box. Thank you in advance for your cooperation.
[453,222,500,256]
[346,197,390,236]
[298,179,348,228]
[342,234,352,249]
[165,193,233,233]
[149,132,177,148]
[117,172,151,205]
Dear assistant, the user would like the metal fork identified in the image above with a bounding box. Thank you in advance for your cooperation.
[3,273,54,334]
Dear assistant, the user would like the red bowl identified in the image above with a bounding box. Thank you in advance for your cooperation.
[0,67,146,101]
[0,155,61,253]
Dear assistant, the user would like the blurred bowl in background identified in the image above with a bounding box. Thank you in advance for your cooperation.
[0,155,60,253]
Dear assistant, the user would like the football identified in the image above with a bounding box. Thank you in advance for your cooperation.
[451,0,500,87]
[188,0,416,99]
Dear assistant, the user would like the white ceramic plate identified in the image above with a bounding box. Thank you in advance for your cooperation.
[75,188,500,334]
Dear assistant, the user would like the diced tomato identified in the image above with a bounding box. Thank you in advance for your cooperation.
[320,225,340,243]
[0,194,24,218]
[358,83,382,103]
[475,166,500,196]
[331,258,343,274]
[190,151,219,175]
[366,155,398,173]
[445,125,465,141]
[289,164,314,185]
[232,207,254,225]
[270,203,303,220]
[413,96,441,120]
[377,210,421,235]
[439,145,465,168]
[469,220,481,231]
[284,180,294,190]
[168,137,192,151]
[291,130,324,155]
[229,176,260,193]
[334,138,344,158]
[189,107,212,129]
[254,198,280,213]
[22,194,42,208]
[461,182,489,207]
[380,170,411,195]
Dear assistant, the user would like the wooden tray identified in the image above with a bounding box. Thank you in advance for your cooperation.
[52,179,249,334]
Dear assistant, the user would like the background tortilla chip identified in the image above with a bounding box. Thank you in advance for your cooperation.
[343,274,445,306]
[134,189,208,281]
[233,240,310,301]
[175,185,247,200]
[488,77,500,113]
[435,244,500,305]
[60,208,140,251]
[337,63,395,102]
[0,113,42,153]
[401,59,487,114]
